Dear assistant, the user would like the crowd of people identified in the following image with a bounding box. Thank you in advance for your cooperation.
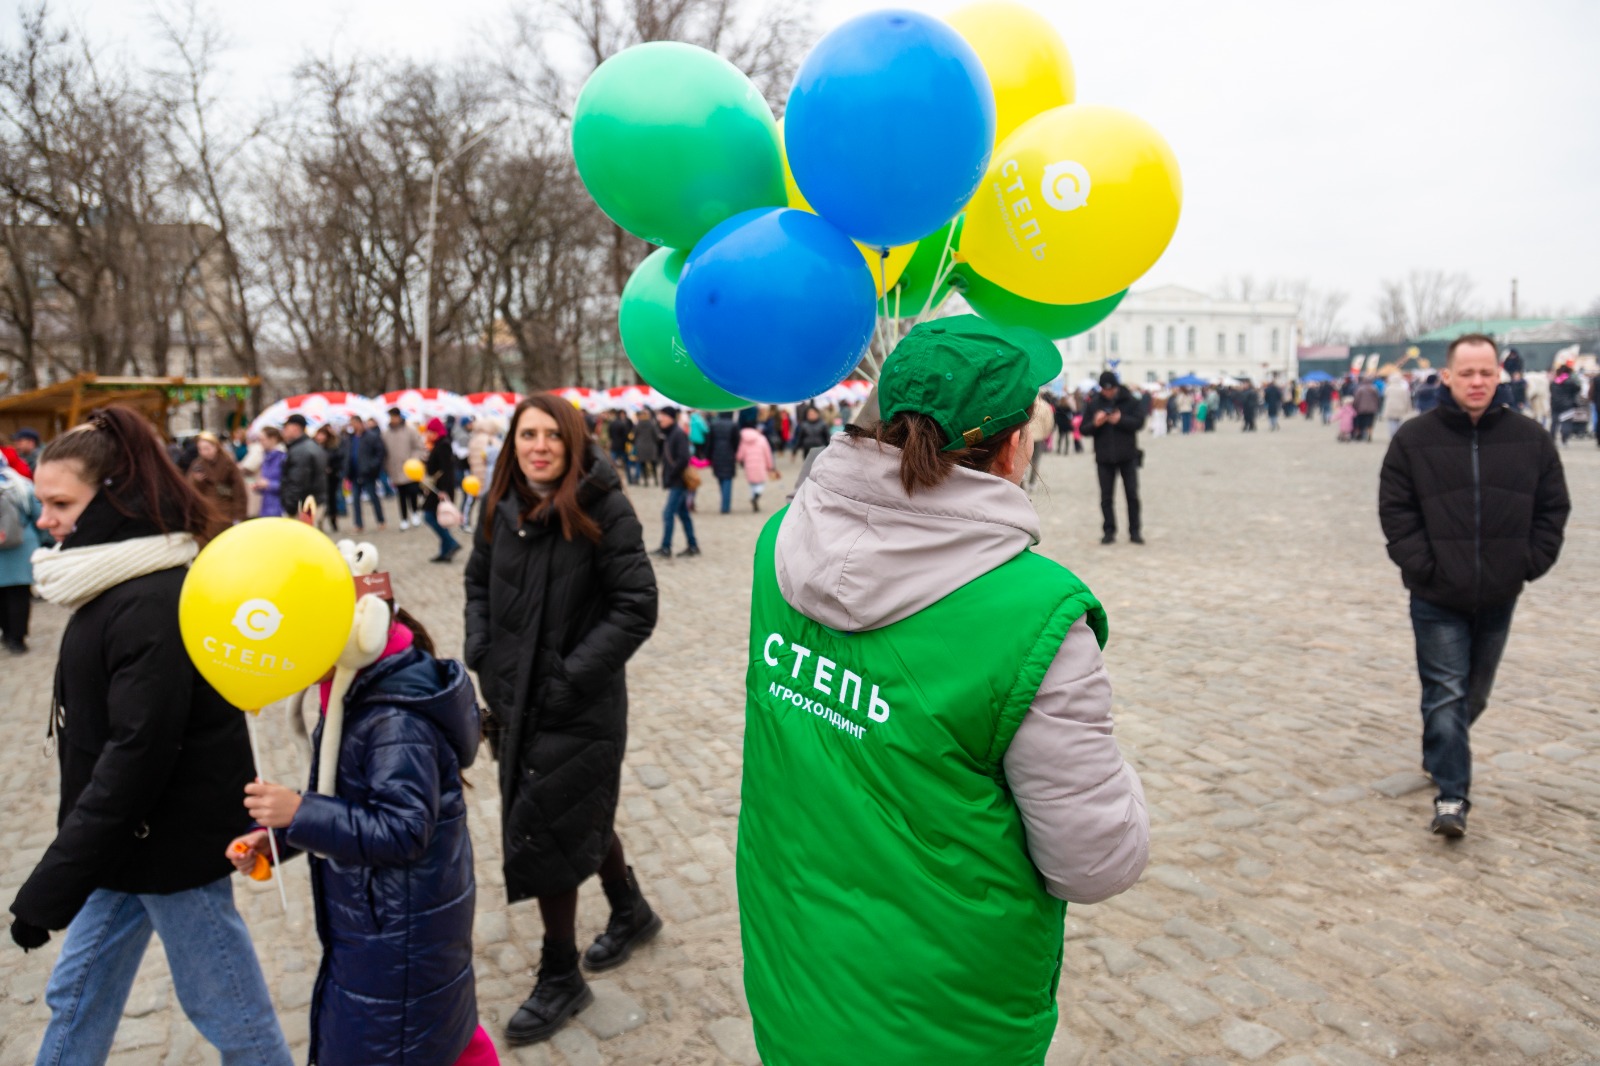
[0,323,1582,1064]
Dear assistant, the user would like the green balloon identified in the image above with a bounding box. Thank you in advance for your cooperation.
[619,248,751,411]
[956,267,1128,339]
[886,216,964,318]
[573,43,787,251]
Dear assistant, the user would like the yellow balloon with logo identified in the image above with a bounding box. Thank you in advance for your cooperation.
[462,475,482,497]
[946,0,1076,147]
[777,121,914,297]
[960,104,1181,306]
[179,519,356,712]
[403,457,426,482]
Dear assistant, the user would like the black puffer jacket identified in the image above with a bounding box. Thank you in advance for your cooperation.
[1083,389,1146,465]
[10,496,254,931]
[423,436,457,513]
[709,415,740,480]
[463,453,658,901]
[1379,394,1569,612]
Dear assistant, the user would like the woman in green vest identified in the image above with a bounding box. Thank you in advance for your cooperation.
[739,316,1149,1066]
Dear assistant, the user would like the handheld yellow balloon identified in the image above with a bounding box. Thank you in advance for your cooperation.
[179,519,356,911]
[462,475,483,497]
[402,458,426,482]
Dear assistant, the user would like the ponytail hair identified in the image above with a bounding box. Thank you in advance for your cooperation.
[37,407,216,542]
[844,411,1025,496]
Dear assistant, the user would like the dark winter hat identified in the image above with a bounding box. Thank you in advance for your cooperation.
[284,414,309,429]
[659,406,681,419]
[387,406,403,418]
[14,428,40,444]
[878,314,1061,453]
[1098,370,1120,389]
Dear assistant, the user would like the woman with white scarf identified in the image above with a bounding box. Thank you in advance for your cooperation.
[7,408,293,1065]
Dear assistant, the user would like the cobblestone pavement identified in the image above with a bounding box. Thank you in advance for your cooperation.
[3,415,1599,1066]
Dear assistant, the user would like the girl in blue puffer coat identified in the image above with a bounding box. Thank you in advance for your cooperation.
[231,591,498,1066]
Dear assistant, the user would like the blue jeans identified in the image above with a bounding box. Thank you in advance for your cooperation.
[424,509,459,556]
[37,876,292,1066]
[351,478,385,528]
[718,477,733,514]
[661,486,697,551]
[1409,594,1516,804]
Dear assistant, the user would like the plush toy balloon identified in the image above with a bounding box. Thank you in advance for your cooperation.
[461,475,482,497]
[777,121,915,297]
[785,11,995,249]
[402,458,426,482]
[956,267,1127,339]
[960,103,1182,305]
[572,42,786,251]
[618,248,752,411]
[179,519,355,712]
[946,1,1075,147]
[887,216,965,317]
[677,208,877,404]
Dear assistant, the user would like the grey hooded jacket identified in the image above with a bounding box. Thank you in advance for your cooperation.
[774,436,1149,904]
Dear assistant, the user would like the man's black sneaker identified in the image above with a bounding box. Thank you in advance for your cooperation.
[1431,799,1468,838]
[654,547,672,559]
[1129,534,1145,545]
[1100,534,1116,545]
[682,545,701,557]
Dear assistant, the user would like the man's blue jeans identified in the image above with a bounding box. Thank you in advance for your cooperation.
[1409,594,1516,804]
[36,876,292,1066]
[661,486,697,551]
[351,478,385,528]
[718,477,734,513]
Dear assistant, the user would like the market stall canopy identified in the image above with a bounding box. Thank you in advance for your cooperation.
[251,392,382,434]
[379,388,474,423]
[1169,374,1209,387]
[464,392,524,421]
[1300,371,1334,383]
[0,374,259,443]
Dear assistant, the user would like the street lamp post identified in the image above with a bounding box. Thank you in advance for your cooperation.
[420,119,507,390]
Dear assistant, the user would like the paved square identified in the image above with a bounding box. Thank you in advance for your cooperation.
[3,416,1597,1064]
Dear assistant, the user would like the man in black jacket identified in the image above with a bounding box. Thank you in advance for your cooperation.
[278,414,327,517]
[1379,334,1569,838]
[655,407,700,558]
[352,417,388,531]
[1084,371,1146,544]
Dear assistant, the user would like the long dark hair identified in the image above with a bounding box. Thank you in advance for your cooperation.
[483,393,603,543]
[38,406,216,542]
[844,412,1026,496]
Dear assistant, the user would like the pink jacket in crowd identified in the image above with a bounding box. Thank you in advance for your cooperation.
[736,426,775,484]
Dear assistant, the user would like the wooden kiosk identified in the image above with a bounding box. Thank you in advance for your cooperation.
[0,374,260,443]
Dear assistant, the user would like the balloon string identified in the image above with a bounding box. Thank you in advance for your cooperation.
[918,223,961,321]
[246,714,291,914]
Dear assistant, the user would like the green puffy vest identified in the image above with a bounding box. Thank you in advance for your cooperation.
[738,509,1108,1066]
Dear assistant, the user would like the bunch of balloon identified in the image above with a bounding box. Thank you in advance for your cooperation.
[573,10,999,404]
[178,519,357,910]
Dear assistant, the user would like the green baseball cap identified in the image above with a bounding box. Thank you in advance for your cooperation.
[878,315,1063,452]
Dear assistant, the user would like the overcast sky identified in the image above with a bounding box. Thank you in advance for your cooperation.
[10,0,1600,332]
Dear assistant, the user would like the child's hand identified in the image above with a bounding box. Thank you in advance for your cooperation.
[227,830,271,876]
[244,780,302,829]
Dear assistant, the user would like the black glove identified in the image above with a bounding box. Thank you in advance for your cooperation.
[11,918,49,952]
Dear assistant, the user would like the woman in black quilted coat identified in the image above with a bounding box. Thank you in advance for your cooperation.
[464,393,659,1047]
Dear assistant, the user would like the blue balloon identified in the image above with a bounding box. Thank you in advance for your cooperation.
[677,208,877,405]
[786,11,994,249]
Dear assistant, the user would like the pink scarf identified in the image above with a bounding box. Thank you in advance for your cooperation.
[318,622,416,713]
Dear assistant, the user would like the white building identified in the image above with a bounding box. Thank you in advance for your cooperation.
[1056,285,1300,387]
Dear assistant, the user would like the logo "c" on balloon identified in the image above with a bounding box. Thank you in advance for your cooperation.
[1042,161,1091,212]
[232,599,284,641]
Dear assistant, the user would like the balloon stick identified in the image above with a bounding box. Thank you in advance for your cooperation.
[245,712,290,914]
[918,223,961,320]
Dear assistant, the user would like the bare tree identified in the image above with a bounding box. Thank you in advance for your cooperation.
[1368,269,1476,342]
[1214,275,1350,346]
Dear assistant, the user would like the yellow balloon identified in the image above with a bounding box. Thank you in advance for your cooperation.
[462,475,482,497]
[960,104,1181,305]
[777,120,915,297]
[179,519,356,711]
[947,1,1076,147]
[402,457,426,482]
